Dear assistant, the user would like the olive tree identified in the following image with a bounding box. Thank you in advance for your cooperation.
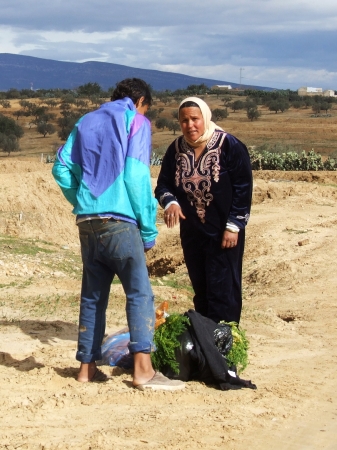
[0,114,24,139]
[0,134,19,155]
[212,108,228,121]
[247,105,261,121]
[167,120,180,135]
[37,121,56,137]
[155,117,169,131]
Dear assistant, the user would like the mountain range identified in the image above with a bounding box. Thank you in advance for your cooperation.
[0,53,273,92]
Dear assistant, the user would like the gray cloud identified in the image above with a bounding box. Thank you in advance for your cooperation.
[1,0,337,90]
[2,0,337,32]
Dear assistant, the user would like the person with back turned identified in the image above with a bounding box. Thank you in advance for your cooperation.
[53,78,185,391]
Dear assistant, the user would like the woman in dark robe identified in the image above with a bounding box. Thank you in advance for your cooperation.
[155,97,252,324]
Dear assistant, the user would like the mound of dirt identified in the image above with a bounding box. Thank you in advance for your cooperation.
[252,169,337,185]
[0,160,78,245]
[0,160,48,174]
[1,160,336,274]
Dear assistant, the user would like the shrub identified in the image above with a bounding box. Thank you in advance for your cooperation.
[249,145,336,171]
[0,113,24,138]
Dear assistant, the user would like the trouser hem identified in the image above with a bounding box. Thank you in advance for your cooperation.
[128,342,154,354]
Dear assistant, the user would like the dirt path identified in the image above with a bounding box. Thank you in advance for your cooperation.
[0,161,336,449]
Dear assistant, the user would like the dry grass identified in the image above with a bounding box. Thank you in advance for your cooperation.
[151,96,337,156]
[1,95,336,161]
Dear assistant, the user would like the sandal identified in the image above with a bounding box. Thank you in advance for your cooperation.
[134,372,185,391]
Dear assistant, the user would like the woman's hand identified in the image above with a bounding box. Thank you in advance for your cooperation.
[221,230,238,249]
[164,204,186,228]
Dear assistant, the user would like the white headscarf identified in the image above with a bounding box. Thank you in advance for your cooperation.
[178,96,224,148]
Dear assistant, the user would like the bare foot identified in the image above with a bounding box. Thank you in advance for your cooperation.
[77,362,97,382]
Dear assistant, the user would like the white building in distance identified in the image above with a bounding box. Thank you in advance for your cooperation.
[298,87,335,97]
[211,85,232,90]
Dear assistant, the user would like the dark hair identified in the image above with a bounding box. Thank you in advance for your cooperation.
[179,101,200,110]
[111,78,152,106]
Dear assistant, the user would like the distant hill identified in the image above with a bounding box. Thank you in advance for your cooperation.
[0,53,273,92]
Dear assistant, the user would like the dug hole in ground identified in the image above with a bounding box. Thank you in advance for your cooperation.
[0,160,336,450]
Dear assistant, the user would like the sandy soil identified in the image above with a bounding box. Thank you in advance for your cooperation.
[0,160,336,449]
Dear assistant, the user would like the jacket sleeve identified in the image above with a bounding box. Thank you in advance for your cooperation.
[124,115,158,247]
[224,135,253,229]
[154,142,178,209]
[52,126,80,207]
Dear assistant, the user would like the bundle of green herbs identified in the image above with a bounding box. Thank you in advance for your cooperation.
[151,313,190,374]
[151,314,249,376]
[221,321,249,374]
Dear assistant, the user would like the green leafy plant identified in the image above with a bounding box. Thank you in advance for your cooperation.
[249,146,337,171]
[222,321,249,374]
[151,313,190,374]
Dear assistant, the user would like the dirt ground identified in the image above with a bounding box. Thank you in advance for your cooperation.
[0,159,337,449]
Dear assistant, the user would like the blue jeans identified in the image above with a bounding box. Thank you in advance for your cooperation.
[76,219,155,363]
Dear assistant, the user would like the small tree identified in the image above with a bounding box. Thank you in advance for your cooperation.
[212,108,228,121]
[29,105,48,121]
[5,88,20,99]
[0,100,11,108]
[106,86,114,98]
[312,103,321,115]
[231,100,245,112]
[37,121,56,137]
[321,102,332,114]
[161,96,171,105]
[19,100,33,111]
[278,99,290,113]
[40,112,56,123]
[155,117,169,131]
[89,96,104,107]
[291,100,304,109]
[60,103,72,114]
[222,96,232,106]
[0,114,24,138]
[268,99,289,114]
[77,82,102,97]
[185,83,208,95]
[145,109,159,121]
[61,94,76,105]
[0,133,19,155]
[75,99,89,109]
[304,97,314,108]
[44,99,59,108]
[13,110,24,121]
[167,120,180,135]
[57,113,82,140]
[247,105,261,121]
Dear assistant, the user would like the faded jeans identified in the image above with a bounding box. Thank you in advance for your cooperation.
[76,219,155,363]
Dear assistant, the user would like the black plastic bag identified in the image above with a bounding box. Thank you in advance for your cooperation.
[214,323,233,357]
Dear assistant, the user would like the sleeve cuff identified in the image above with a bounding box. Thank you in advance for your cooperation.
[164,201,180,210]
[143,239,156,250]
[226,221,240,233]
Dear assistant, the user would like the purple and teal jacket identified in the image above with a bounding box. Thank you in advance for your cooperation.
[52,97,158,247]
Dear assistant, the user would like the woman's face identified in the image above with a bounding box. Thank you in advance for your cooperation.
[179,107,205,141]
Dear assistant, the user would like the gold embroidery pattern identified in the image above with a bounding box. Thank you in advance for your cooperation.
[175,132,227,223]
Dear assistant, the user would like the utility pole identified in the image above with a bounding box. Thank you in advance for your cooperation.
[239,68,244,90]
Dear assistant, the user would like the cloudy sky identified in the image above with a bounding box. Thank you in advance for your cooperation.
[1,0,336,90]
